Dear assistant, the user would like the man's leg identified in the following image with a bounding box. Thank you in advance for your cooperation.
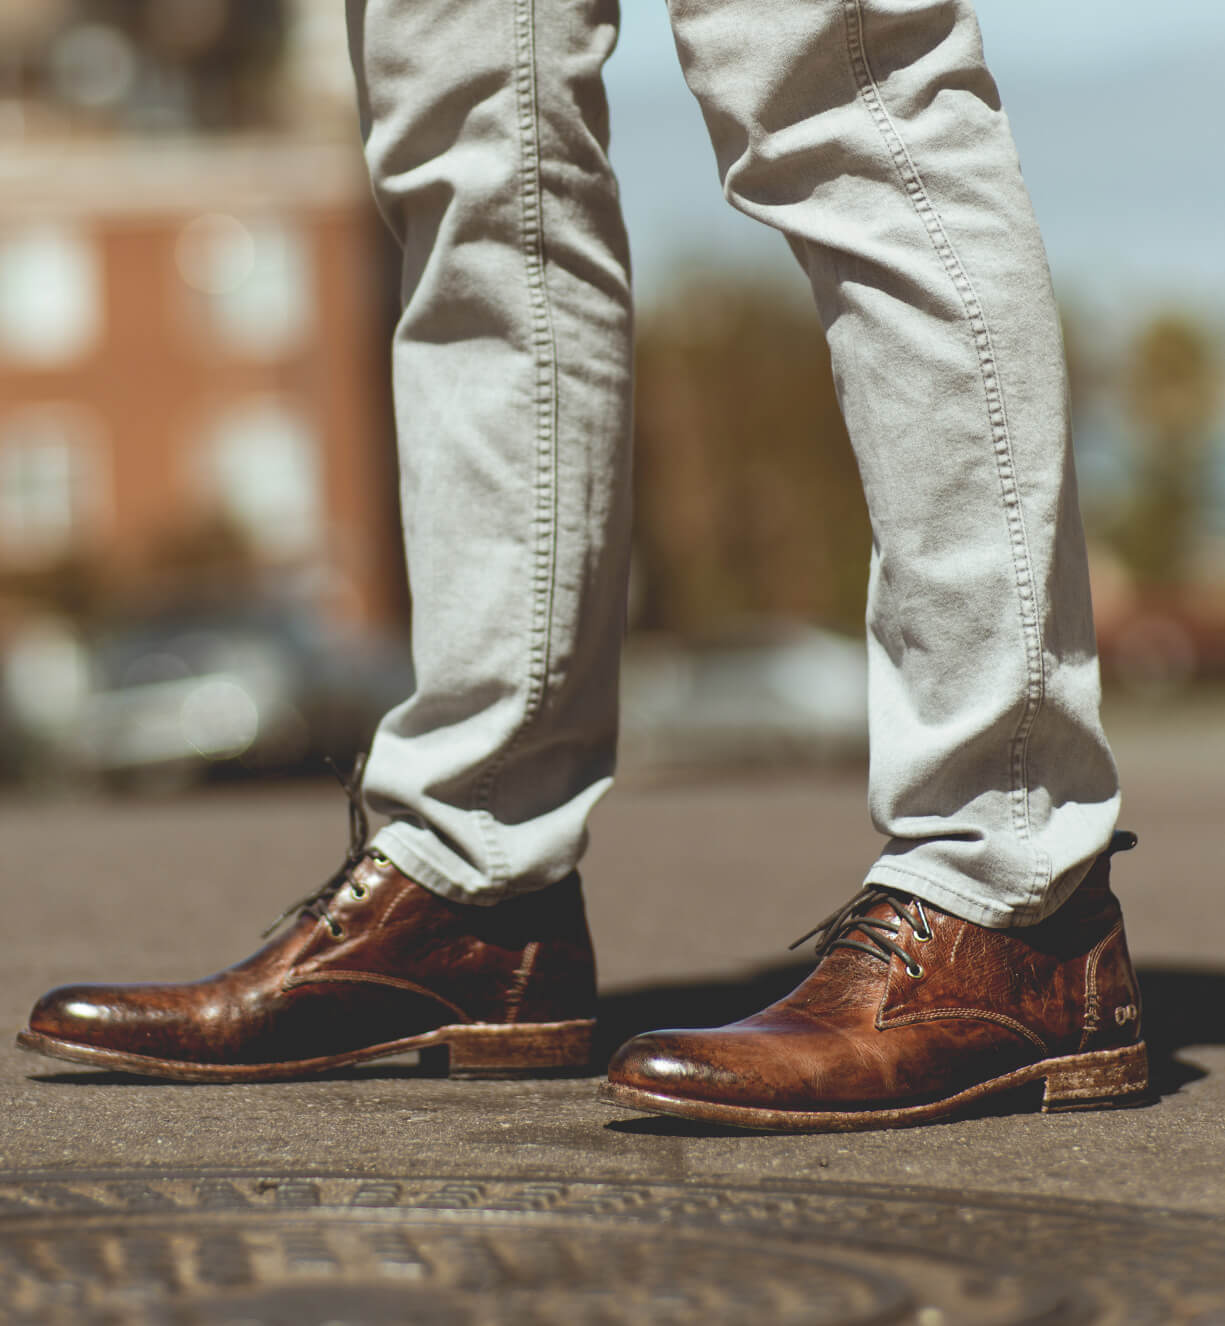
[351,0,634,904]
[667,0,1117,923]
[604,0,1145,1129]
[18,0,632,1080]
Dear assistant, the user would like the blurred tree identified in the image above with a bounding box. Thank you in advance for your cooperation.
[101,512,264,617]
[1060,305,1093,416]
[39,0,289,131]
[0,513,262,627]
[1114,313,1220,586]
[145,511,255,582]
[0,553,105,624]
[633,282,869,636]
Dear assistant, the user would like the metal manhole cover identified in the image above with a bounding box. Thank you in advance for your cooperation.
[0,1171,1221,1325]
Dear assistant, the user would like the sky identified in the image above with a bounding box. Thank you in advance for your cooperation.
[603,0,1225,319]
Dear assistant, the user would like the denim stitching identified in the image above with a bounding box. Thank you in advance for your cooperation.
[867,860,1017,923]
[475,0,560,884]
[842,0,1050,907]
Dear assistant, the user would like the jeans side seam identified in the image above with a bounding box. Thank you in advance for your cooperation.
[475,0,560,885]
[841,0,1050,905]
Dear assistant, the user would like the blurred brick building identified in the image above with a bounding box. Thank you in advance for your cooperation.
[0,139,401,627]
[0,1,405,633]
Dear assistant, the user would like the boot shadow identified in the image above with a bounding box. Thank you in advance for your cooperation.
[1133,965,1222,1095]
[594,959,812,1065]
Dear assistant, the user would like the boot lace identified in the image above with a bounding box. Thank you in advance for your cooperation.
[261,754,372,940]
[789,887,931,978]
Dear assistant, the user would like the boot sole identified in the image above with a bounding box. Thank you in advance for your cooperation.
[16,1019,595,1083]
[599,1040,1150,1133]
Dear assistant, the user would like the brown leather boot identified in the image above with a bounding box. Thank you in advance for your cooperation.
[18,772,596,1082]
[602,832,1148,1131]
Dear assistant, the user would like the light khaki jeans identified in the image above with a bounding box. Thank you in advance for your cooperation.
[348,0,1120,928]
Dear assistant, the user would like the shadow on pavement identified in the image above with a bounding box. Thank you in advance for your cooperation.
[1135,965,1223,1094]
[594,959,813,1065]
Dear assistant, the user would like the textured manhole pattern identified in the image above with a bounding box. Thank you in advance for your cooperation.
[0,1171,1222,1325]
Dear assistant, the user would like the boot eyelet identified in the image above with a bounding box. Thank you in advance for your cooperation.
[905,961,924,979]
[912,901,933,942]
[369,849,390,867]
[350,883,367,900]
[328,921,345,940]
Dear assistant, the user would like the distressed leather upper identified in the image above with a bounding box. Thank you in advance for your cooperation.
[608,848,1141,1112]
[28,858,596,1066]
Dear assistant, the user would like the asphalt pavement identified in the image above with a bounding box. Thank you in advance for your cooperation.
[2,695,1223,1323]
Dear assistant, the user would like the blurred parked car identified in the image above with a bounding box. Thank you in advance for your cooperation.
[619,622,868,771]
[1095,589,1225,695]
[1,599,414,789]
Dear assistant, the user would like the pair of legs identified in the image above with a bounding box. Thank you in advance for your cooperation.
[20,0,1149,1129]
[351,0,1120,927]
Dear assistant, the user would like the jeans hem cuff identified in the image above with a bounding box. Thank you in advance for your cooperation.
[372,823,532,907]
[864,860,1051,929]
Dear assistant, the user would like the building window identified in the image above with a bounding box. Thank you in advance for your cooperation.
[0,224,102,364]
[197,398,322,559]
[175,213,313,358]
[0,408,107,561]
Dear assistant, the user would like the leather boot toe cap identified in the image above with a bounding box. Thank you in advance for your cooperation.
[28,985,116,1042]
[607,1029,784,1108]
[26,983,172,1056]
